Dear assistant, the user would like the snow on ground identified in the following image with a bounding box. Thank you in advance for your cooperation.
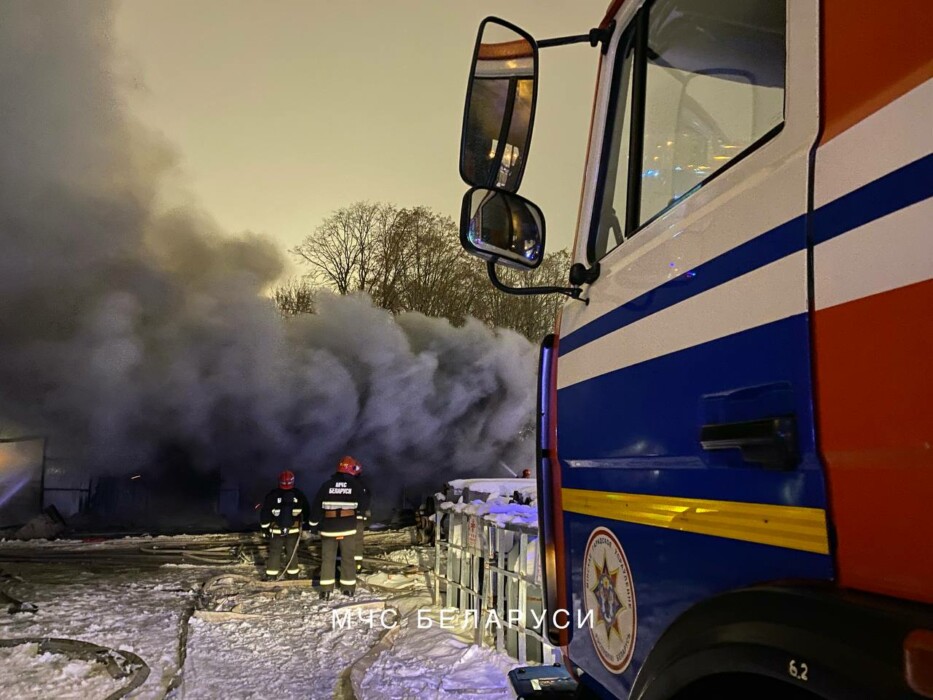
[0,642,124,699]
[352,603,518,700]
[183,574,520,700]
[181,588,385,699]
[383,546,435,569]
[359,571,421,592]
[0,534,522,699]
[0,532,245,551]
[0,561,206,698]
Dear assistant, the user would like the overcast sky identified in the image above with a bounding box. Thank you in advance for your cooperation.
[114,1,609,275]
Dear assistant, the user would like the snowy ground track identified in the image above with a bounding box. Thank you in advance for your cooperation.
[0,530,518,699]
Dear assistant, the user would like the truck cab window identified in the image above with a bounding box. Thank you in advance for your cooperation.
[591,37,635,262]
[590,0,786,259]
[639,0,785,225]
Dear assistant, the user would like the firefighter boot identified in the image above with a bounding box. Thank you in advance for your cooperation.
[341,587,355,598]
[319,590,331,601]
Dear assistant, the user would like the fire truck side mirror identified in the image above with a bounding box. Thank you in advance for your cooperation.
[459,17,538,193]
[459,187,545,270]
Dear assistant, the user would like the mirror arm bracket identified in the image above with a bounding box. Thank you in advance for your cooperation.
[487,260,587,304]
[538,21,615,54]
[569,261,601,286]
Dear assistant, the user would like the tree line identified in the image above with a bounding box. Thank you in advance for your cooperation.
[272,201,570,341]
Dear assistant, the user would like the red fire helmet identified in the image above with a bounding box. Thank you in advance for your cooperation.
[278,470,295,490]
[337,455,362,477]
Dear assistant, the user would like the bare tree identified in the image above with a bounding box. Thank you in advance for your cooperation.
[394,208,480,322]
[291,202,389,295]
[271,277,316,317]
[369,205,412,313]
[282,200,572,341]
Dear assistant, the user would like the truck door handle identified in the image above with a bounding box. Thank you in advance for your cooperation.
[699,416,799,470]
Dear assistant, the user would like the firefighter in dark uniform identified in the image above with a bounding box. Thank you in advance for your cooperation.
[352,465,371,572]
[416,495,437,545]
[259,470,310,579]
[309,455,370,600]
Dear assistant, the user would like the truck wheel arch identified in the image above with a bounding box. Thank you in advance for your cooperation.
[629,585,930,700]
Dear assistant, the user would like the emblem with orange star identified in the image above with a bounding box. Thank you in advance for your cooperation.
[582,526,637,673]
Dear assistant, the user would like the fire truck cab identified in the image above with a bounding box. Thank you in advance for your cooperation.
[456,1,932,698]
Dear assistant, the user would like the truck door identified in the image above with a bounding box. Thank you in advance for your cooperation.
[554,1,832,694]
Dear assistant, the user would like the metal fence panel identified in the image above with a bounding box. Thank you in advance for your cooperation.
[432,499,556,666]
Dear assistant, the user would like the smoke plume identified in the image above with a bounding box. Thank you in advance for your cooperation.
[0,2,536,520]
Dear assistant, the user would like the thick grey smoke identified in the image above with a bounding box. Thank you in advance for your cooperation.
[0,2,536,519]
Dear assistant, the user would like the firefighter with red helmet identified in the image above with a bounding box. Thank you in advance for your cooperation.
[309,455,370,599]
[259,470,310,580]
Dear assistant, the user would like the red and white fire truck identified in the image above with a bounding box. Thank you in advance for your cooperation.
[455,1,932,697]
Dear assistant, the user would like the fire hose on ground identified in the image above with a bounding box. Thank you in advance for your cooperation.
[137,543,251,565]
[0,637,149,700]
